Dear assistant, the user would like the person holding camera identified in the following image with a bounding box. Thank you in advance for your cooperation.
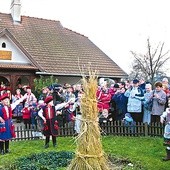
[124,79,144,122]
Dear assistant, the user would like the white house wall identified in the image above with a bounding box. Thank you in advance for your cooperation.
[0,35,31,64]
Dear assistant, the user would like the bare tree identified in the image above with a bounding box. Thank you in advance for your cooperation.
[129,38,170,84]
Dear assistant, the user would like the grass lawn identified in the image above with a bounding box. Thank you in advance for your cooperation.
[0,136,169,170]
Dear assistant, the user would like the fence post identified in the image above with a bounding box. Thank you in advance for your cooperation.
[144,122,148,136]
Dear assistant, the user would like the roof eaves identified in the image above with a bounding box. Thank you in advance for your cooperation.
[35,71,128,78]
[0,63,38,70]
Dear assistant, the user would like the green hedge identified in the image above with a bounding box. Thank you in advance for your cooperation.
[5,151,74,170]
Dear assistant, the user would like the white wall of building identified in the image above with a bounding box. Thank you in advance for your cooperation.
[0,35,31,64]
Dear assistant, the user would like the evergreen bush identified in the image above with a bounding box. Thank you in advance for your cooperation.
[5,151,74,170]
[33,75,58,97]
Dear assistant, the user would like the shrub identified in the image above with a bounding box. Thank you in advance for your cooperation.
[5,151,74,170]
[33,75,58,97]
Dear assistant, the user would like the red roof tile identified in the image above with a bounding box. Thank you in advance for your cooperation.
[0,13,127,78]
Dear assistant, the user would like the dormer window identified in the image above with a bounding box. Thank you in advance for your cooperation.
[2,42,6,48]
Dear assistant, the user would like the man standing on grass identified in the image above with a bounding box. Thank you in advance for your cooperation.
[38,94,73,148]
[0,93,25,155]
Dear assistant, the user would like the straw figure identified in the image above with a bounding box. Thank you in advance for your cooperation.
[67,69,115,170]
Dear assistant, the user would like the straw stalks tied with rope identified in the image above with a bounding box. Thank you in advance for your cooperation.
[67,70,118,170]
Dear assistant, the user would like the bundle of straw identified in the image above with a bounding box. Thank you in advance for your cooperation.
[67,69,114,170]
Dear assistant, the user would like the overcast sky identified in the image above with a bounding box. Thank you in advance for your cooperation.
[1,0,170,75]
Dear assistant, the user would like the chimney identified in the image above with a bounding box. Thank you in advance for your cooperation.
[10,0,21,23]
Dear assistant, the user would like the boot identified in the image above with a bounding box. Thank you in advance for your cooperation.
[44,143,49,149]
[0,141,5,155]
[52,136,57,148]
[163,149,170,161]
[5,141,10,154]
[44,137,50,149]
[1,149,4,155]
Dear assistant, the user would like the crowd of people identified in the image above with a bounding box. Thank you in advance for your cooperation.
[97,77,170,125]
[0,77,170,157]
[0,82,84,153]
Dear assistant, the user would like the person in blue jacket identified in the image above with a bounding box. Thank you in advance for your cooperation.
[112,87,128,120]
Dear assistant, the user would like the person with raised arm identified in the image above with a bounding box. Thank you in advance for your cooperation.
[0,93,26,155]
[38,95,73,148]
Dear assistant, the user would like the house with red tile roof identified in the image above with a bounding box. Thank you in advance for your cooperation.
[0,0,127,93]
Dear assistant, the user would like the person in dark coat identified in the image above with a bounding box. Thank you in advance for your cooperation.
[0,93,25,154]
[112,87,128,120]
[139,78,146,93]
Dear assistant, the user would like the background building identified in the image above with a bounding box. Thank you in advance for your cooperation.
[0,0,127,93]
